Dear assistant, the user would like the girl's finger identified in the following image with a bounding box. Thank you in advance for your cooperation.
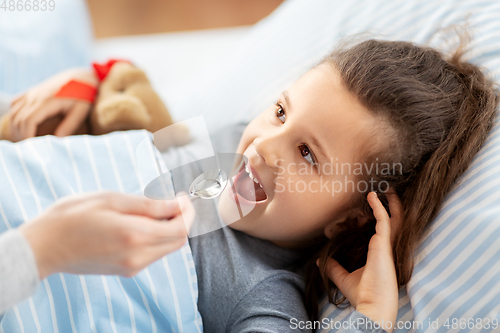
[325,258,351,296]
[325,258,347,286]
[385,188,403,220]
[10,93,25,106]
[386,190,403,245]
[22,99,70,139]
[22,92,38,111]
[11,98,37,130]
[55,101,91,137]
[14,100,44,139]
[367,192,391,241]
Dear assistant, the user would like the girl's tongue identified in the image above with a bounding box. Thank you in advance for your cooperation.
[237,169,267,202]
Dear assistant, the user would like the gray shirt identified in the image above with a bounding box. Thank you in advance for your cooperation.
[189,215,311,333]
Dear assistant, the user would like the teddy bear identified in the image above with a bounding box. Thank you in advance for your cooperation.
[0,60,190,150]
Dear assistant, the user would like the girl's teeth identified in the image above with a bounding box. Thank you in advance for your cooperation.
[244,163,262,186]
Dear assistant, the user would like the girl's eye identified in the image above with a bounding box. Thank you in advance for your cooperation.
[275,103,286,123]
[274,102,317,167]
[299,144,316,166]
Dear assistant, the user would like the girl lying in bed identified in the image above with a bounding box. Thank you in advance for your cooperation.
[2,38,498,332]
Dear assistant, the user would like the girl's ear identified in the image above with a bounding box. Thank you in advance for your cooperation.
[323,223,336,239]
[323,212,371,239]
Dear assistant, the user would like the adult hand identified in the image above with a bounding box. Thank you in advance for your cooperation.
[325,190,403,332]
[8,68,98,141]
[18,191,195,280]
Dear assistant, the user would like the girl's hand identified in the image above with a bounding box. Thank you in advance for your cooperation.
[8,68,98,142]
[326,190,402,332]
[18,191,195,279]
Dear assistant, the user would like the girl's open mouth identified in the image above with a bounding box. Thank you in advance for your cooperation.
[233,161,268,202]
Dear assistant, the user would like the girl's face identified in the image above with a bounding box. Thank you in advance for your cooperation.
[217,63,382,248]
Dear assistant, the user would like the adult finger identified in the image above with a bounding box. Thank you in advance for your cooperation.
[55,101,91,137]
[107,193,181,220]
[147,236,189,260]
[176,193,195,233]
[125,237,189,275]
[141,195,195,243]
[121,212,189,245]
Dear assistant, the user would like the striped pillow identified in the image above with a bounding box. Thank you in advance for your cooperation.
[166,0,500,331]
[0,131,203,333]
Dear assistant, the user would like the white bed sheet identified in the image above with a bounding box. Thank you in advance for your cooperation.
[92,27,250,122]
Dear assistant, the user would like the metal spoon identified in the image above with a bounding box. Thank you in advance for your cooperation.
[143,168,228,201]
[188,169,228,200]
[144,136,228,201]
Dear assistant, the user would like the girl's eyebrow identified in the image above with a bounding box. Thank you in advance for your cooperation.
[283,90,292,108]
[310,135,328,163]
[282,90,329,163]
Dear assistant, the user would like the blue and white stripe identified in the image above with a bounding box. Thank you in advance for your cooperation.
[0,130,203,333]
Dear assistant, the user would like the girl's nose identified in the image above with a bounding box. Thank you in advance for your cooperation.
[253,135,281,168]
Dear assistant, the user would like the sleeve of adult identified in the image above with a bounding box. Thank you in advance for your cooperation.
[0,229,40,315]
[227,273,313,333]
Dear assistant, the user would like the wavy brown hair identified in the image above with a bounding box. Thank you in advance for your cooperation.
[304,38,500,320]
